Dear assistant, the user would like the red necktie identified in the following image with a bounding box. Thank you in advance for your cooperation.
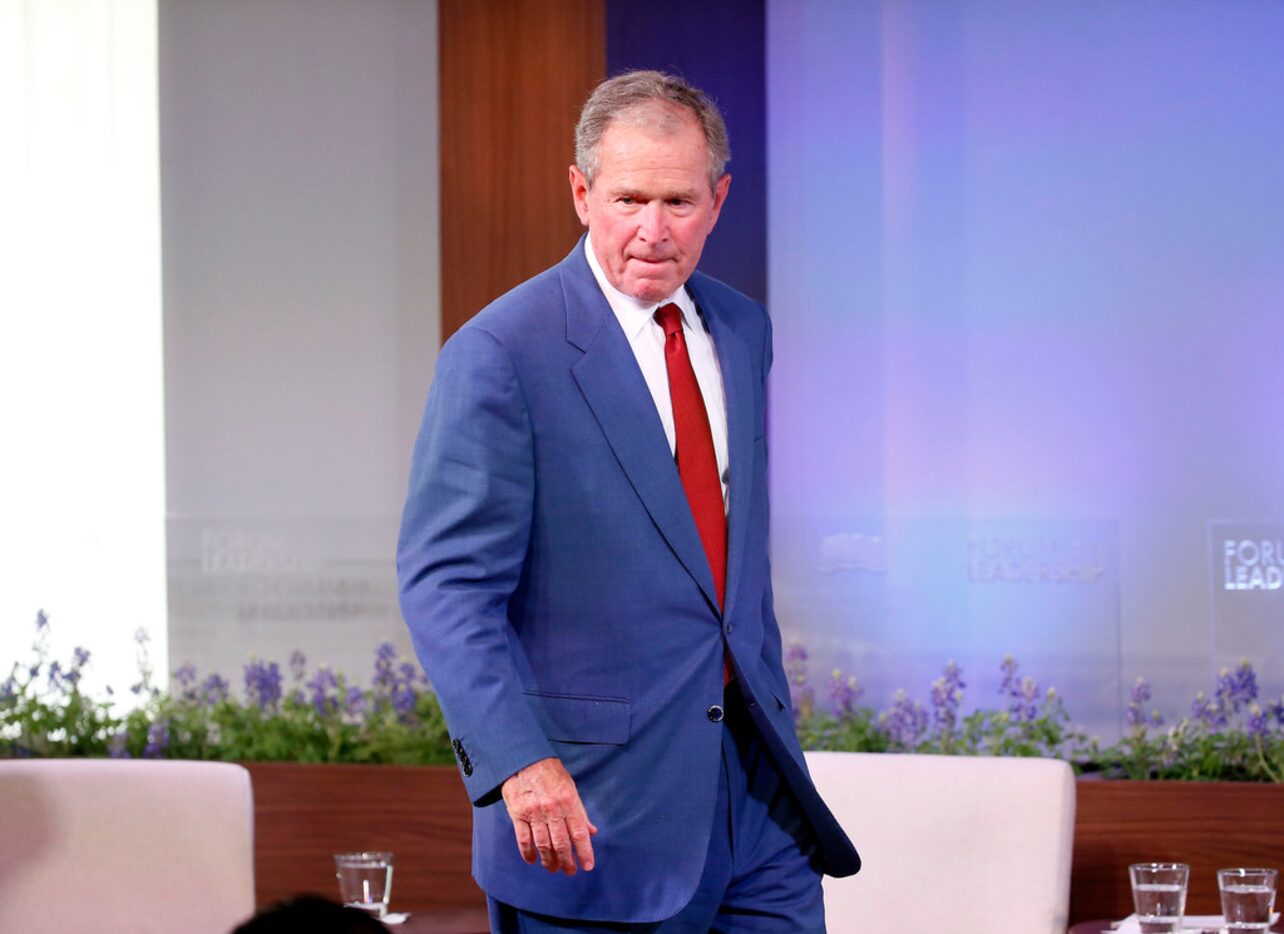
[655,303,728,614]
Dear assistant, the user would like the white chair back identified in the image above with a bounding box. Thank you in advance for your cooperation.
[0,759,255,934]
[805,751,1075,934]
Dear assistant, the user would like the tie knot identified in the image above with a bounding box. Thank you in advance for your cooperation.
[654,303,683,338]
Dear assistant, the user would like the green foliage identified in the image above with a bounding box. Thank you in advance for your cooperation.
[795,706,889,754]
[786,642,1284,782]
[1,613,118,758]
[4,612,1282,781]
[1,612,456,765]
[1081,712,1283,783]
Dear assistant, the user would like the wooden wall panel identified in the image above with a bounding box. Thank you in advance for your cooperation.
[440,0,606,341]
[248,766,1284,925]
[1071,779,1284,922]
[247,762,481,913]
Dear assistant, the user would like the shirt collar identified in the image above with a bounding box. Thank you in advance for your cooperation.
[584,234,698,341]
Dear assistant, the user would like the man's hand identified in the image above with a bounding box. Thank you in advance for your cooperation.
[500,756,598,875]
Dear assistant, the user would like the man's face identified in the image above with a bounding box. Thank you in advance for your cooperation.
[570,110,730,303]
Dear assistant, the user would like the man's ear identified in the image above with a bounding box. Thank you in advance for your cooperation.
[708,173,731,229]
[569,165,591,227]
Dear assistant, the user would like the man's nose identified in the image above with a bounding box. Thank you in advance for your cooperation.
[637,202,669,242]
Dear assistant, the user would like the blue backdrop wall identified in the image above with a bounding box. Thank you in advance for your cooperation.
[606,0,766,304]
[765,1,1284,738]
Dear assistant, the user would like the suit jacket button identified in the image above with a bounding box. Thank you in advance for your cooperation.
[451,738,474,777]
[707,705,724,723]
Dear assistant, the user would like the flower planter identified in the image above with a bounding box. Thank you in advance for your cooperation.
[245,762,482,913]
[1072,778,1284,922]
[247,763,1284,923]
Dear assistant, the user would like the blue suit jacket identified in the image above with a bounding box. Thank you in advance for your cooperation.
[397,239,858,923]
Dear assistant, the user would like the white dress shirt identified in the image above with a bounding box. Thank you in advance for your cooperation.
[584,235,730,508]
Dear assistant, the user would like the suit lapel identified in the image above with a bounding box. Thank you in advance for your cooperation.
[687,277,755,624]
[560,244,722,614]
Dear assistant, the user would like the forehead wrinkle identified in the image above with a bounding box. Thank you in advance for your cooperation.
[605,179,701,201]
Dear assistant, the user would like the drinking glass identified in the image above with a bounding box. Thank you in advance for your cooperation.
[1218,867,1277,933]
[334,851,394,918]
[1129,862,1189,934]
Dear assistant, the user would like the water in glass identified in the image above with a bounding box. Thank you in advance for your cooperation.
[1219,868,1278,933]
[1130,863,1189,934]
[1133,882,1185,934]
[1221,884,1273,931]
[335,852,393,917]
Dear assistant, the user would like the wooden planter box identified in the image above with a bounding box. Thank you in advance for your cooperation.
[247,763,1284,924]
[1072,778,1284,921]
[245,762,483,913]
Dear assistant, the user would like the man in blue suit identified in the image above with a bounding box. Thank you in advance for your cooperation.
[397,71,859,931]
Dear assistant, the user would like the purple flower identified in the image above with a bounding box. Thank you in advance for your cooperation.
[930,660,966,731]
[999,655,1019,696]
[289,650,307,683]
[784,640,808,682]
[1268,696,1284,726]
[1215,660,1258,716]
[828,669,862,717]
[143,722,169,758]
[999,658,1040,722]
[1246,704,1269,738]
[1126,677,1159,728]
[1016,676,1041,722]
[71,647,91,670]
[108,732,131,759]
[243,659,283,711]
[374,642,398,691]
[200,674,230,707]
[392,681,419,720]
[35,610,49,632]
[344,686,367,717]
[47,661,64,691]
[307,666,340,717]
[1,673,16,704]
[1191,690,1224,730]
[880,690,928,748]
[784,640,812,719]
[174,662,198,691]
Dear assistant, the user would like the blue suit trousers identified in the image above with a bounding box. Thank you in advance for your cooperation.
[487,683,827,933]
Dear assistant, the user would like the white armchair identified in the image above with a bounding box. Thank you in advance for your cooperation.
[0,759,255,934]
[805,751,1075,934]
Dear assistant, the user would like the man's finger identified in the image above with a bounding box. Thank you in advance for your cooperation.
[500,758,598,873]
[567,814,596,872]
[513,819,536,864]
[548,817,577,876]
[530,820,557,871]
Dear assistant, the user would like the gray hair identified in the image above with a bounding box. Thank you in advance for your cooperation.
[574,70,730,191]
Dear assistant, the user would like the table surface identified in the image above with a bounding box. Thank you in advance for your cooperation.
[400,913,1284,934]
[403,914,1284,934]
[1070,922,1284,934]
[396,906,490,934]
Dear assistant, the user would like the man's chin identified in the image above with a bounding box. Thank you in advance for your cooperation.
[623,278,678,304]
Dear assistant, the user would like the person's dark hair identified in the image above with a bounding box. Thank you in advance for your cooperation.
[575,70,730,191]
[231,894,390,933]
